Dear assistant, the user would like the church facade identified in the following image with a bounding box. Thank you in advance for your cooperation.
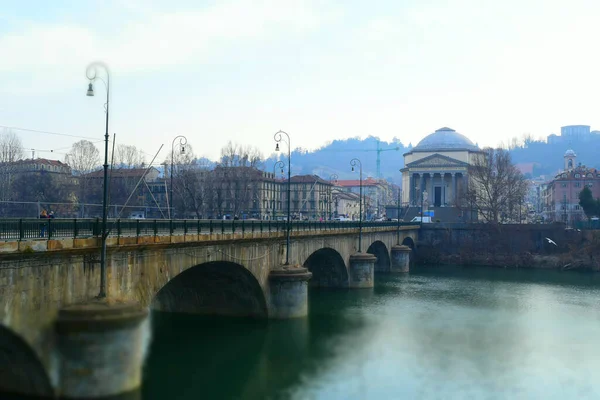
[401,127,482,207]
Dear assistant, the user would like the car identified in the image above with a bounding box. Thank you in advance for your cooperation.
[410,216,432,223]
[333,217,351,221]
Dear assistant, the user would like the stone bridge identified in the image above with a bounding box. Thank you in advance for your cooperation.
[0,223,418,398]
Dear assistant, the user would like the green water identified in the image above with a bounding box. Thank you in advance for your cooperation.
[142,266,600,399]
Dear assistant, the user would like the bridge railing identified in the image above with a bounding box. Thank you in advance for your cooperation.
[0,218,416,241]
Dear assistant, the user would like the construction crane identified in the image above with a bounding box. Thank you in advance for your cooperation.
[321,140,400,178]
[375,140,400,179]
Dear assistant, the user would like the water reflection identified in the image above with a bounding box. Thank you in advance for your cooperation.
[143,266,600,399]
[143,289,373,400]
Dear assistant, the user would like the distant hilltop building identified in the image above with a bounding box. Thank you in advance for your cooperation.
[547,125,600,144]
[541,148,600,225]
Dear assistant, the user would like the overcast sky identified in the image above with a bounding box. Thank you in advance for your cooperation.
[1,0,599,163]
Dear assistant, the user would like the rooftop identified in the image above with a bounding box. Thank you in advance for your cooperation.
[412,127,479,152]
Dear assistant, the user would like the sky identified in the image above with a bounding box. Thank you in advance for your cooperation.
[1,0,600,164]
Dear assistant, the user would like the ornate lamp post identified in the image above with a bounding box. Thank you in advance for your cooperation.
[350,158,363,252]
[274,130,291,265]
[170,135,187,219]
[421,189,428,225]
[329,173,338,220]
[85,62,110,298]
[272,161,284,220]
[397,189,401,244]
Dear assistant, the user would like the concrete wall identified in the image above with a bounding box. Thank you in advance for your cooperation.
[417,223,576,266]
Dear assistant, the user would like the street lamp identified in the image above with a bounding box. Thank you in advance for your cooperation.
[396,189,401,244]
[350,158,363,252]
[421,189,428,226]
[170,135,187,219]
[272,161,284,220]
[329,173,338,220]
[85,62,110,298]
[274,130,291,265]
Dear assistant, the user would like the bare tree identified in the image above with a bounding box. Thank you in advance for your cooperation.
[0,129,24,202]
[220,141,263,168]
[113,144,146,169]
[216,142,264,218]
[65,140,100,175]
[0,129,24,163]
[163,144,202,217]
[466,148,529,223]
[65,140,100,205]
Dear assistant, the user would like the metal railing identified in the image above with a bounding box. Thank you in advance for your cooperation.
[0,218,417,241]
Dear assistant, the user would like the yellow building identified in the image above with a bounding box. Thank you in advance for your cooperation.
[401,127,482,207]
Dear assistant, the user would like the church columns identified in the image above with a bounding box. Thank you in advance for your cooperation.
[420,174,425,205]
[451,173,456,204]
[409,174,414,205]
[429,173,434,203]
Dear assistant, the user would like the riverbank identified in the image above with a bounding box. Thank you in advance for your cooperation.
[417,248,600,271]
[417,223,600,271]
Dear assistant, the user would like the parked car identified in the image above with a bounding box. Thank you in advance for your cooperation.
[410,216,432,223]
[128,212,145,219]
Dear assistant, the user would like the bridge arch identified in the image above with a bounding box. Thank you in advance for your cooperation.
[0,326,53,397]
[402,236,416,250]
[152,261,268,318]
[303,248,348,288]
[367,240,391,272]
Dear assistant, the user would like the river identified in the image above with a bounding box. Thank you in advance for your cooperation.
[144,265,600,399]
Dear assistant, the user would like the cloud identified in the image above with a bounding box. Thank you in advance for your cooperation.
[0,0,324,89]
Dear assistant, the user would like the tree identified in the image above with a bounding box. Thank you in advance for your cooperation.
[579,187,599,219]
[65,140,100,204]
[0,129,24,202]
[0,129,24,163]
[163,144,202,218]
[65,140,100,175]
[11,173,71,205]
[219,141,263,168]
[112,144,145,169]
[466,148,529,223]
[216,142,264,218]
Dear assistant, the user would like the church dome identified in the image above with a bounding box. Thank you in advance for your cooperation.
[413,127,479,152]
[564,149,576,157]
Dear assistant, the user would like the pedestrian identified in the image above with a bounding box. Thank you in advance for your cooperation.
[48,211,55,236]
[39,210,48,237]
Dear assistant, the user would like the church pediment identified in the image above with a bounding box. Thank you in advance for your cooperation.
[406,153,468,169]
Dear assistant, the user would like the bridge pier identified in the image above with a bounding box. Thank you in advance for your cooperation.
[348,253,377,288]
[55,300,150,398]
[391,245,411,273]
[268,267,313,318]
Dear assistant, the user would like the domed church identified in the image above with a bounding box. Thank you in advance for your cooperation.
[401,127,482,207]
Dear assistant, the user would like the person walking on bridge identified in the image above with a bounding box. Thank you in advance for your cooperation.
[39,209,49,237]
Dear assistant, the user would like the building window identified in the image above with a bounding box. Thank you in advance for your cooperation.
[561,183,567,187]
[575,182,581,188]
[575,174,581,178]
[575,205,580,210]
[588,183,593,187]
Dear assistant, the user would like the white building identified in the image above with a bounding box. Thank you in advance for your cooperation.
[401,127,483,207]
